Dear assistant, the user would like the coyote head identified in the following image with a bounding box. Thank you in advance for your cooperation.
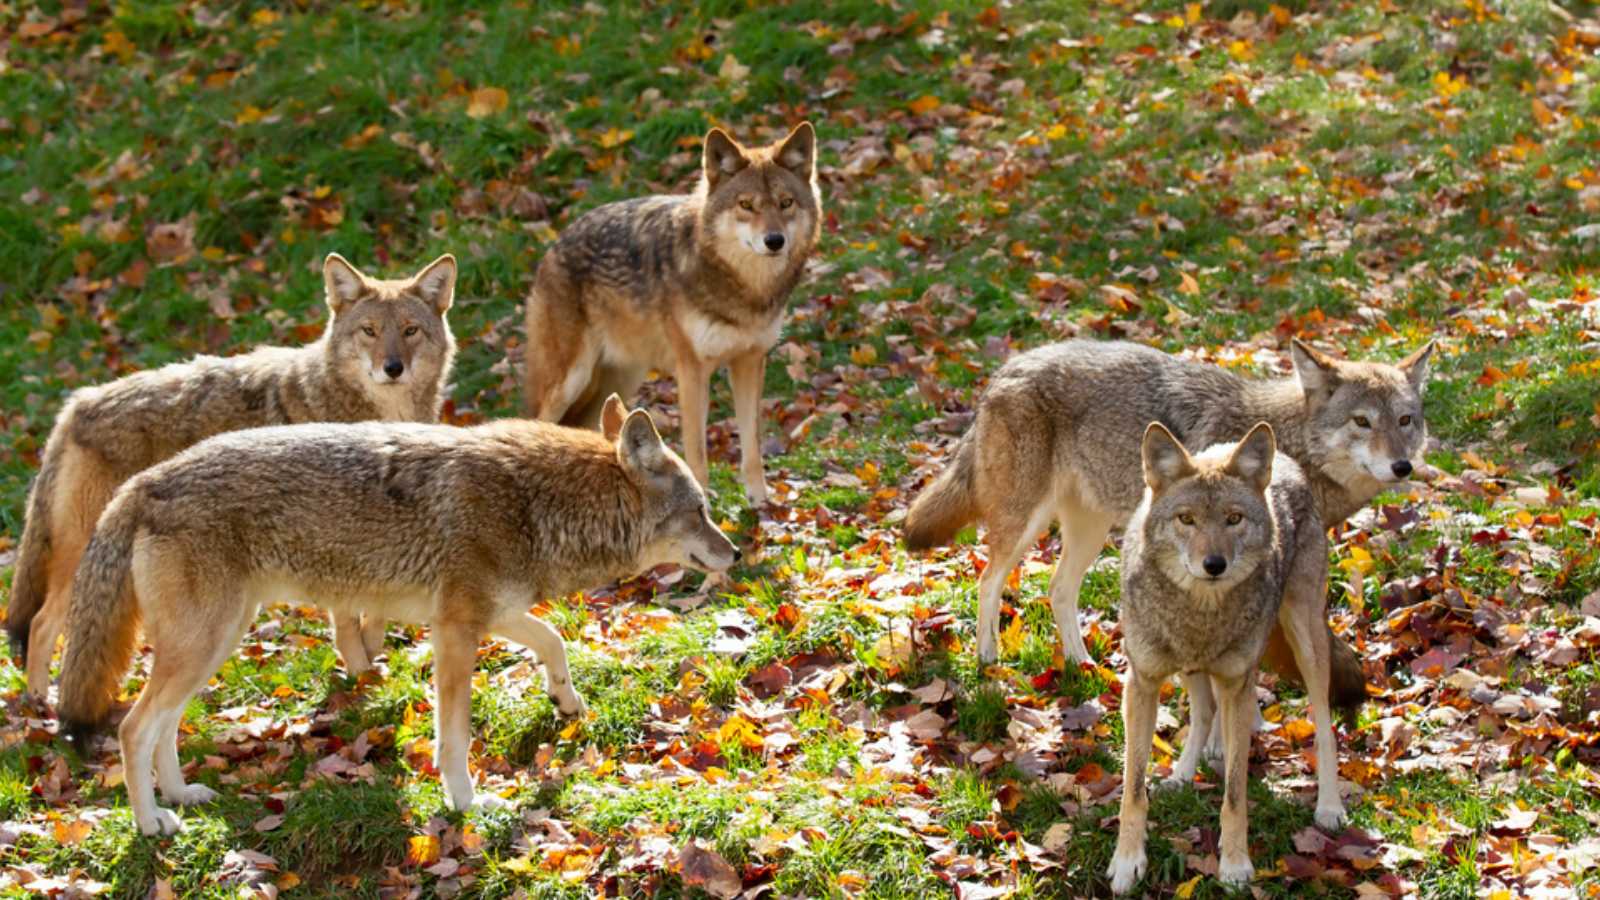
[323,253,456,398]
[603,396,741,575]
[699,123,821,291]
[1139,422,1278,598]
[1292,339,1433,491]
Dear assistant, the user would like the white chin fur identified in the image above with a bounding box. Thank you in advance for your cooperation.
[368,370,409,385]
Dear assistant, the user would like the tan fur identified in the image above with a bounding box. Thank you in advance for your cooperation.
[57,401,739,836]
[6,253,458,698]
[1108,424,1344,894]
[525,123,823,504]
[901,338,1432,714]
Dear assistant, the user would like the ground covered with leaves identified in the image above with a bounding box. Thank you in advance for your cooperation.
[3,0,1600,897]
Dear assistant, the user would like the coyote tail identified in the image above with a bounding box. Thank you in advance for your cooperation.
[5,411,73,663]
[56,488,144,743]
[903,431,978,551]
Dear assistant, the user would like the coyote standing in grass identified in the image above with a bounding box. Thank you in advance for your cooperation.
[1108,422,1339,893]
[903,338,1434,711]
[6,253,458,697]
[524,123,822,504]
[57,396,740,835]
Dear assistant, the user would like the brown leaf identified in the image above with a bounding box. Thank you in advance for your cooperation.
[677,839,742,899]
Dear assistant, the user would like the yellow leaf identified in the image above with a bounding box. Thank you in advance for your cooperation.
[854,460,880,485]
[467,86,509,119]
[53,819,92,845]
[103,30,135,62]
[407,834,441,867]
[1228,40,1255,62]
[1185,2,1202,23]
[1174,874,1205,899]
[999,615,1026,657]
[1164,15,1186,28]
[1339,545,1375,577]
[850,344,878,366]
[1178,271,1199,295]
[597,126,634,149]
[908,95,941,115]
[235,105,266,125]
[250,9,280,26]
[1045,123,1068,140]
[717,714,764,752]
[502,854,538,875]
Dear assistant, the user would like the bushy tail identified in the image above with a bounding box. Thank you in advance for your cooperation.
[57,488,144,742]
[903,431,978,551]
[5,417,72,663]
[1260,621,1368,725]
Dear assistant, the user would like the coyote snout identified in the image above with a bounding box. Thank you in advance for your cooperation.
[1142,421,1276,597]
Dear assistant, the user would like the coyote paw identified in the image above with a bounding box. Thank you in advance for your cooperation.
[1218,852,1254,885]
[553,689,587,720]
[743,477,768,507]
[166,783,218,806]
[1315,802,1347,831]
[1106,845,1147,894]
[471,793,510,813]
[137,806,183,836]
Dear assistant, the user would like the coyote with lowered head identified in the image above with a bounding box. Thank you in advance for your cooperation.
[1108,422,1340,893]
[58,396,739,835]
[6,253,458,698]
[525,123,822,504]
[903,337,1434,715]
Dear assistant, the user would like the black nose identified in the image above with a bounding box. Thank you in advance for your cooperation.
[1391,459,1413,478]
[1203,555,1227,577]
[732,548,743,564]
[763,232,785,252]
[383,359,404,379]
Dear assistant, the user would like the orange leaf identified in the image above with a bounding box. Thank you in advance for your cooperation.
[467,87,509,119]
[407,834,441,867]
[908,95,941,115]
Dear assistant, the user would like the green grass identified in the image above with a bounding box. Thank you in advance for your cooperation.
[3,0,1599,896]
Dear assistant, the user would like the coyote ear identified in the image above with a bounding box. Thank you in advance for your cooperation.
[1225,422,1276,493]
[410,253,457,316]
[617,409,668,475]
[1290,338,1341,401]
[600,394,628,442]
[323,253,368,314]
[775,121,816,181]
[703,128,749,188]
[1141,422,1196,493]
[1397,340,1434,391]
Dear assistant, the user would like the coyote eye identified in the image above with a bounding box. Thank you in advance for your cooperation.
[780,196,794,209]
[361,325,376,338]
[738,198,754,211]
[1226,512,1243,526]
[1177,513,1195,526]
[1399,414,1412,426]
[404,325,419,337]
[1352,416,1371,429]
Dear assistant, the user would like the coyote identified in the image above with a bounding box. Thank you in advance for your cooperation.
[7,253,458,697]
[525,123,822,504]
[57,397,739,835]
[1108,422,1342,892]
[904,338,1433,713]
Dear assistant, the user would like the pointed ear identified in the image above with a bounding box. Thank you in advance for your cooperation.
[1397,340,1434,391]
[600,394,628,442]
[1290,338,1341,400]
[1141,422,1196,493]
[1225,422,1276,493]
[617,409,667,475]
[323,253,368,314]
[774,121,816,181]
[410,253,456,316]
[703,128,749,189]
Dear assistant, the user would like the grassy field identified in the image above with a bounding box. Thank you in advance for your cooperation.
[3,0,1600,896]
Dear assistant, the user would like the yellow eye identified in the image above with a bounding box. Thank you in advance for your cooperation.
[1178,513,1195,526]
[404,325,419,337]
[1226,512,1243,526]
[1399,415,1412,426]
[1352,416,1371,428]
[739,198,754,211]
[361,325,376,338]
[780,196,794,209]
